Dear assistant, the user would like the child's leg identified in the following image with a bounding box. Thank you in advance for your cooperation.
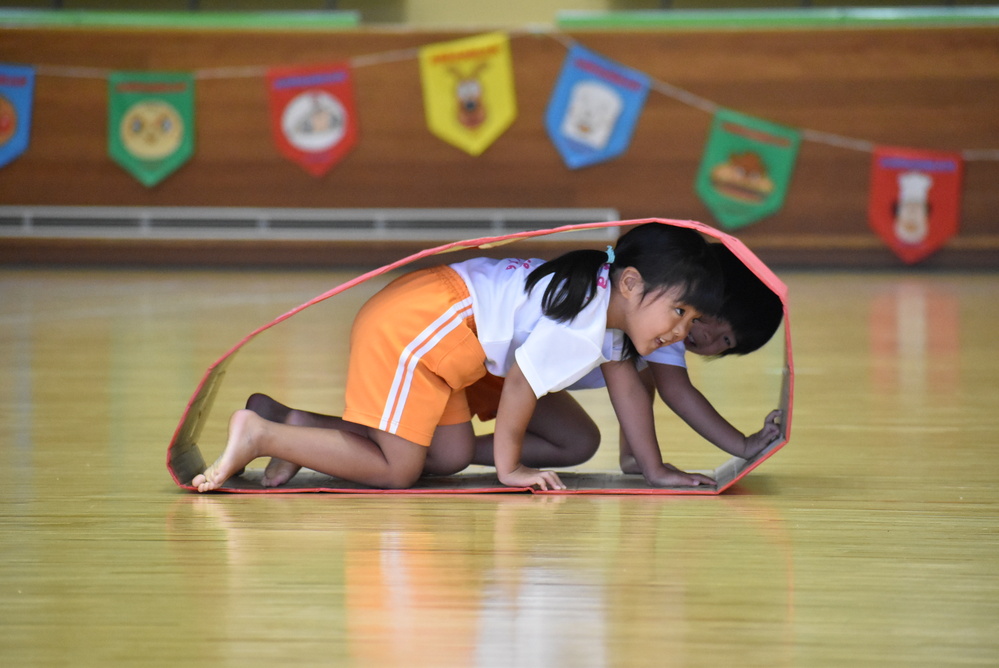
[247,394,479,481]
[192,409,428,492]
[244,393,367,487]
[471,390,601,468]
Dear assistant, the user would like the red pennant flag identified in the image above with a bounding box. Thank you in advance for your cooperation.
[267,63,358,177]
[868,146,963,264]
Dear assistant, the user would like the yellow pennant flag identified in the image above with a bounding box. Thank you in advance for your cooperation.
[419,32,517,156]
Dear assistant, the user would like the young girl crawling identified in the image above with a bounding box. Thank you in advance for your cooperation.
[192,222,723,492]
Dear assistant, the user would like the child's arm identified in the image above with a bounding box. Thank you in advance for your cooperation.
[602,360,714,487]
[650,362,781,459]
[492,362,566,491]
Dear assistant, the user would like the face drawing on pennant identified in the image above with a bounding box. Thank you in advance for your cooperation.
[448,62,488,129]
[120,100,184,160]
[281,90,347,152]
[894,171,932,245]
[560,81,622,150]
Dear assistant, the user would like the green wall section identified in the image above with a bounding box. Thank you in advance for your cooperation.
[558,7,999,30]
[0,9,359,30]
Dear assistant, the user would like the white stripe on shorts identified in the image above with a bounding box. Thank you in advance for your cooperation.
[378,297,474,434]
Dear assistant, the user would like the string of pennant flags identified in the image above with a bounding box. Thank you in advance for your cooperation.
[2,30,997,263]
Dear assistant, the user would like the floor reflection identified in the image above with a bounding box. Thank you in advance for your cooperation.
[165,489,795,667]
[869,278,961,397]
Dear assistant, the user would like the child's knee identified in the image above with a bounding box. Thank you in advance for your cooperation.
[377,467,423,490]
[424,422,475,475]
[370,431,432,489]
[580,422,601,458]
[423,448,473,476]
[569,424,601,465]
[572,412,601,451]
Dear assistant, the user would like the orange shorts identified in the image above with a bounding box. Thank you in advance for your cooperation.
[343,265,487,446]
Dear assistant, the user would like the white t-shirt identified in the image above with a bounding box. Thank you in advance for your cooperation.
[450,257,618,398]
[568,337,688,390]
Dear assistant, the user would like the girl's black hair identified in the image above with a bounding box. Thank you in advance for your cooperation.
[525,223,725,356]
[710,243,784,357]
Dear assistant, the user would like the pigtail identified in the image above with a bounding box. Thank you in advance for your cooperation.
[526,249,609,322]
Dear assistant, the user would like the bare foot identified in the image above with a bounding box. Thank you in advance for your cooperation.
[262,458,301,487]
[192,410,264,492]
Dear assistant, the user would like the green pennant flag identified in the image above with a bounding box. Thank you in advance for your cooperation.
[108,71,194,187]
[695,109,800,230]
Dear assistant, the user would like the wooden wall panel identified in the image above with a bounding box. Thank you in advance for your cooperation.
[1,26,997,267]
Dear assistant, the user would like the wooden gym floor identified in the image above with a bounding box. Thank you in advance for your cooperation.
[1,265,997,666]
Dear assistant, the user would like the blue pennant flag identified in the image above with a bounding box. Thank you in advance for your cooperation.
[0,64,35,169]
[545,45,650,170]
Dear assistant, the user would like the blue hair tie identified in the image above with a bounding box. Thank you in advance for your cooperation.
[605,245,616,264]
